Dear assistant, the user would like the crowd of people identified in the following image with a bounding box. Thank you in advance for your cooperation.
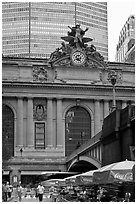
[2,180,134,202]
[2,181,13,202]
[53,184,134,202]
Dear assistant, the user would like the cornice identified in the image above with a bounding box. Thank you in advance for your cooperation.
[2,81,135,92]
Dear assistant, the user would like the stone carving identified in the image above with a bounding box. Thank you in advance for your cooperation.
[108,70,123,85]
[48,24,107,68]
[33,98,47,121]
[65,24,90,48]
[33,66,48,82]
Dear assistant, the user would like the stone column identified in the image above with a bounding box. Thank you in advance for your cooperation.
[122,100,127,109]
[100,145,102,162]
[91,119,95,138]
[17,97,24,147]
[56,98,63,148]
[104,100,109,119]
[94,100,101,135]
[47,98,53,147]
[27,97,34,148]
[96,146,99,160]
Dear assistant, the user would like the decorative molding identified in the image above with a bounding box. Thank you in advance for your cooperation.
[33,66,48,82]
[108,69,123,85]
[48,26,107,69]
[33,98,47,121]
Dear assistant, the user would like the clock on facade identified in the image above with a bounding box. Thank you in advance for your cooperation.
[71,50,86,65]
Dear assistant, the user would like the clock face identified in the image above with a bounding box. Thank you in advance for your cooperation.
[71,51,86,65]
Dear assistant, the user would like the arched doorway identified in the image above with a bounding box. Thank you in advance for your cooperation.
[65,106,91,156]
[2,104,14,161]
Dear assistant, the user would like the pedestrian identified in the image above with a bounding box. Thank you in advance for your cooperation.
[49,185,55,201]
[8,183,13,198]
[124,192,131,202]
[2,182,7,202]
[5,181,11,199]
[17,183,23,202]
[34,184,39,199]
[97,186,104,201]
[37,183,45,202]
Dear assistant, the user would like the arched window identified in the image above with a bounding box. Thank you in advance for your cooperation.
[65,106,91,156]
[2,104,14,161]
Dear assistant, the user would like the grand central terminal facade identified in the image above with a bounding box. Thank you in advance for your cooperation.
[2,33,135,185]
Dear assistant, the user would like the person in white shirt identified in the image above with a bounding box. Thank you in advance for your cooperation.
[17,184,23,202]
[37,183,45,202]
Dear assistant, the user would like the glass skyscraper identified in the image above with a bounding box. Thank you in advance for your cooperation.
[2,2,108,60]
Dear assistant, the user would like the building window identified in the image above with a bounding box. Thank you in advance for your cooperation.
[65,106,91,156]
[35,122,45,149]
[2,104,14,161]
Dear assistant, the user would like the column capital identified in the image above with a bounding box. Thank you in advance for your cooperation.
[56,97,63,100]
[47,97,53,100]
[94,99,101,103]
[104,99,110,103]
[122,100,127,103]
[27,96,34,99]
[17,96,24,100]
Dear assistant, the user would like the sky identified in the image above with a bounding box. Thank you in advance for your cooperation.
[107,0,135,61]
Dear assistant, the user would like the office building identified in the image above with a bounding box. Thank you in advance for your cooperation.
[2,2,108,60]
[115,15,135,63]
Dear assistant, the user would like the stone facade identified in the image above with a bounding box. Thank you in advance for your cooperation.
[2,56,135,185]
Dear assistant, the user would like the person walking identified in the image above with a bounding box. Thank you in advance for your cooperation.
[7,183,13,198]
[52,187,59,202]
[37,183,45,202]
[2,182,7,202]
[17,183,23,202]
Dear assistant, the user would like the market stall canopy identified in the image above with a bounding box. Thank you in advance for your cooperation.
[93,160,135,184]
[57,179,67,187]
[40,171,78,180]
[64,169,98,186]
[41,178,65,187]
[65,174,78,185]
[76,169,98,185]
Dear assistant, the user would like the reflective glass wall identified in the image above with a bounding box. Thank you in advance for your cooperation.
[2,2,108,60]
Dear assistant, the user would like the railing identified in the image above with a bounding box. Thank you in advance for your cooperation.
[66,131,102,163]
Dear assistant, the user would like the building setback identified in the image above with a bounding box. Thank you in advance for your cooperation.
[2,2,108,60]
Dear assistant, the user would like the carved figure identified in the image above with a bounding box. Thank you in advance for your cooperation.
[48,48,61,63]
[93,52,104,61]
[48,24,106,68]
[61,24,92,48]
[68,24,88,47]
[60,42,71,55]
[90,44,96,52]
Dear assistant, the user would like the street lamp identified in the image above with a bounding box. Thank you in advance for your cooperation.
[108,70,118,112]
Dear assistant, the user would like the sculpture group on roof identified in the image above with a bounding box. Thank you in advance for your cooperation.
[48,24,105,66]
[67,24,89,47]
